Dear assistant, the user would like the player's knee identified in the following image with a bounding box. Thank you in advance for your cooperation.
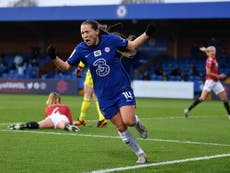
[124,119,136,127]
[223,99,228,103]
[199,96,206,101]
[220,95,227,101]
[123,115,136,126]
[84,93,92,100]
[113,120,127,131]
[116,125,127,132]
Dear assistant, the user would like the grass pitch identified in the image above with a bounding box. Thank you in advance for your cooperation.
[0,94,230,173]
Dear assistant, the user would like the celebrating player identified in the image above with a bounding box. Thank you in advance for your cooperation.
[75,32,136,128]
[184,46,230,119]
[47,20,155,163]
[9,92,80,132]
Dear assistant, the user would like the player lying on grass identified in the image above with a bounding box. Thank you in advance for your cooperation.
[9,92,80,132]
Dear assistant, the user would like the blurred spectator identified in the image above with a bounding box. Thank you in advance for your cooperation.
[30,57,39,67]
[154,66,167,80]
[14,55,27,75]
[154,66,164,76]
[30,47,40,67]
[188,64,199,76]
[185,64,204,81]
[142,72,150,80]
[170,65,181,76]
[0,53,7,67]
[0,53,8,74]
[170,65,187,81]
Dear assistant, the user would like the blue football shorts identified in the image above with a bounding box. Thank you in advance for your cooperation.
[98,87,136,120]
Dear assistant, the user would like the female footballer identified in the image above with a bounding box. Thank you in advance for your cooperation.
[10,92,80,132]
[184,46,230,119]
[47,20,155,163]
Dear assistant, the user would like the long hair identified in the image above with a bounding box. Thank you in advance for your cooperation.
[81,20,108,34]
[46,92,61,105]
[200,46,216,56]
[81,20,136,57]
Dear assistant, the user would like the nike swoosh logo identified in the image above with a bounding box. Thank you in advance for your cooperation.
[85,54,90,58]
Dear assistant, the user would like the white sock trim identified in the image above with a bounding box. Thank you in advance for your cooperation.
[135,115,140,125]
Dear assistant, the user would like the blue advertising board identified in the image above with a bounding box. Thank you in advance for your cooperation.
[0,79,78,95]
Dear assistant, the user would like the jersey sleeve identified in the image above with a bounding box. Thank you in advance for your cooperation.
[110,33,128,50]
[206,57,212,68]
[67,46,82,66]
[44,107,49,117]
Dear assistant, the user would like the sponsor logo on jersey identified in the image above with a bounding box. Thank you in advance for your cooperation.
[94,50,102,57]
[93,58,110,77]
[207,60,212,67]
[104,47,110,53]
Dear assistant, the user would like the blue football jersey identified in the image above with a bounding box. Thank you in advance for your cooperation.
[67,33,131,99]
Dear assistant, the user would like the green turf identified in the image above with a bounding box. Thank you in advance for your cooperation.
[0,94,230,173]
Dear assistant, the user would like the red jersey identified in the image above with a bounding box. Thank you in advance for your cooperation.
[205,56,219,82]
[45,104,73,125]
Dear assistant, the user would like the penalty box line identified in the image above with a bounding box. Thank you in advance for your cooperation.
[90,153,230,173]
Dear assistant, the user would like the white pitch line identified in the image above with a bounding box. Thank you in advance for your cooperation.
[148,138,230,147]
[141,115,222,120]
[1,129,230,147]
[0,115,223,126]
[90,153,230,173]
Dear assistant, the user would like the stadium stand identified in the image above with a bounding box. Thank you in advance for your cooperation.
[1,2,230,95]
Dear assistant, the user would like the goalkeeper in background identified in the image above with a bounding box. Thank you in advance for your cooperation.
[75,61,107,128]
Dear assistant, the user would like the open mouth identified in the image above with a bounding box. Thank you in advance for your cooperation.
[85,39,90,44]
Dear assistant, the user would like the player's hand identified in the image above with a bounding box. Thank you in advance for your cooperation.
[75,66,83,77]
[145,24,156,37]
[47,45,56,60]
[219,73,226,79]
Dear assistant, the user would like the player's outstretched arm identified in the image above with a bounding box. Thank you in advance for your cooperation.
[127,24,156,51]
[47,45,71,72]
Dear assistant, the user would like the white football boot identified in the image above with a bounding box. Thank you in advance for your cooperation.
[136,153,147,164]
